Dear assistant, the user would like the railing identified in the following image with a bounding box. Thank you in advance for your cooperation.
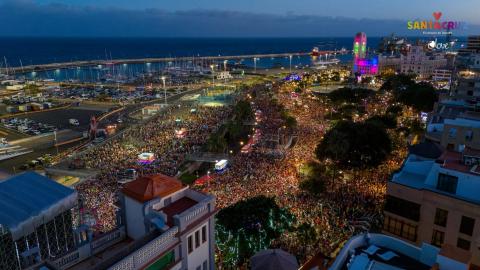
[173,201,210,231]
[91,227,126,254]
[108,226,179,270]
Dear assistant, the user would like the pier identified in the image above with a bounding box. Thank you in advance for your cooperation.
[0,51,341,74]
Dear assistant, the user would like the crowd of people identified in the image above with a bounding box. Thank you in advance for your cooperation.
[75,103,232,232]
[63,76,407,264]
[200,81,408,264]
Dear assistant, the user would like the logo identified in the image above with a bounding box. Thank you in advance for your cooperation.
[407,12,462,31]
[425,39,454,51]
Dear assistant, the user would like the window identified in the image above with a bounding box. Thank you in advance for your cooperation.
[457,238,471,250]
[203,260,207,270]
[459,216,475,236]
[465,130,473,141]
[195,230,200,248]
[202,226,207,243]
[383,216,417,242]
[431,230,445,247]
[196,266,201,270]
[384,195,421,221]
[434,208,448,227]
[401,222,417,241]
[436,173,458,194]
[188,236,193,253]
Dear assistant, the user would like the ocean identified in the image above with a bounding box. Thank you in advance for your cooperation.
[0,37,464,81]
[0,37,376,67]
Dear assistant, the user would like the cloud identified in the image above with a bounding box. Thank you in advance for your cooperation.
[0,1,478,37]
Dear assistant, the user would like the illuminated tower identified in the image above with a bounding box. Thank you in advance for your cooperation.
[353,32,377,77]
[353,32,367,59]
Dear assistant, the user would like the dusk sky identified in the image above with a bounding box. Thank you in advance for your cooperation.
[1,0,479,37]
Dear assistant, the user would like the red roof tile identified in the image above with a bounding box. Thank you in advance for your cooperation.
[122,174,183,203]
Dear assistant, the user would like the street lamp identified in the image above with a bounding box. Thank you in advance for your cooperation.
[289,55,293,73]
[161,76,167,105]
[223,60,228,71]
[210,64,215,86]
[207,170,211,190]
[253,57,258,73]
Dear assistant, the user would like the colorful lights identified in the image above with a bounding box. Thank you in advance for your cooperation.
[352,32,378,75]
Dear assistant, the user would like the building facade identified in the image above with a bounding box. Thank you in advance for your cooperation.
[111,174,217,270]
[383,151,480,269]
[400,45,448,79]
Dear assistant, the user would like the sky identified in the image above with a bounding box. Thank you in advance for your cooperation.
[0,0,479,37]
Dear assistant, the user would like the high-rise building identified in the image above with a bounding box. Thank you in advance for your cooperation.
[352,32,378,76]
[353,32,367,59]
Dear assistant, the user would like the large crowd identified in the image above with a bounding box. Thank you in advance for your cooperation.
[199,82,407,263]
[75,103,232,232]
[65,77,407,263]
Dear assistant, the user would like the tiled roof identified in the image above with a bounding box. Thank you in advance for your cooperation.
[122,174,183,203]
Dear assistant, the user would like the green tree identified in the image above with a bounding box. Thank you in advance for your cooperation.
[299,161,328,196]
[328,87,375,104]
[366,114,398,129]
[394,82,437,112]
[316,120,392,168]
[216,196,294,268]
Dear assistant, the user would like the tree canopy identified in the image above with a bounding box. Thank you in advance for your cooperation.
[328,87,375,104]
[394,82,438,112]
[299,161,328,196]
[366,114,398,129]
[316,120,392,168]
[216,196,294,267]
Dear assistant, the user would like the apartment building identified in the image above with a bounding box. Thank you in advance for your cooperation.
[383,148,480,269]
[400,45,448,79]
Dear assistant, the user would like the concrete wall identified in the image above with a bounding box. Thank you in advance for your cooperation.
[124,196,146,240]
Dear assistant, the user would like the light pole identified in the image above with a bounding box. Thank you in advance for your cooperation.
[289,55,293,73]
[207,170,211,191]
[161,76,167,105]
[223,60,228,71]
[210,64,215,86]
[253,57,258,73]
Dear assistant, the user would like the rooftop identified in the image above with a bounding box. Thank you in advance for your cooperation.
[391,151,480,205]
[0,172,77,238]
[328,234,463,270]
[408,141,443,159]
[122,174,184,203]
[161,197,198,227]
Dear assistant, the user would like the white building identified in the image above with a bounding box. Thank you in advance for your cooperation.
[400,45,447,79]
[433,69,453,82]
[114,174,216,270]
[216,71,233,80]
